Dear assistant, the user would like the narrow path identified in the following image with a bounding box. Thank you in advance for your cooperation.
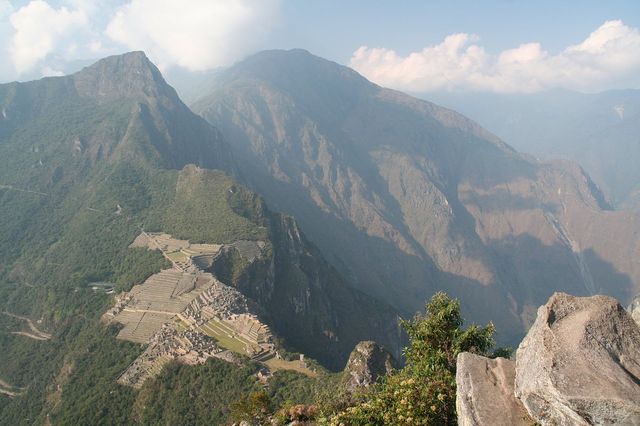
[0,379,24,398]
[2,312,52,340]
[9,331,49,341]
[0,184,48,196]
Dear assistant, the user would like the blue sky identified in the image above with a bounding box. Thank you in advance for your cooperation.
[274,0,640,61]
[1,0,639,92]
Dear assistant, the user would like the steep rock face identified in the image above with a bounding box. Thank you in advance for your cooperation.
[429,89,640,209]
[344,341,394,389]
[515,292,640,425]
[264,217,403,367]
[210,196,403,368]
[629,295,640,326]
[192,49,640,343]
[456,353,532,426]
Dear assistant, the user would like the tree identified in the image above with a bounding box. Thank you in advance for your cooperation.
[230,390,273,424]
[325,292,497,425]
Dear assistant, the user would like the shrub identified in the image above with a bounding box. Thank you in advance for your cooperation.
[324,292,496,425]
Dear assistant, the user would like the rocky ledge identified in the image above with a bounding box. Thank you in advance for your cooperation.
[457,292,640,425]
[344,341,395,389]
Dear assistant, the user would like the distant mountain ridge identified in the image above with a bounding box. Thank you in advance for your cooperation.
[193,49,640,343]
[428,89,640,210]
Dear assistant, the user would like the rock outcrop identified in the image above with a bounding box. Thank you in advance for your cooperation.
[629,295,640,326]
[456,292,640,425]
[515,292,640,425]
[344,341,394,389]
[456,353,532,426]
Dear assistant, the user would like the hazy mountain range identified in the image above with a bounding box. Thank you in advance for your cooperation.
[0,49,638,423]
[192,49,640,343]
[428,89,640,210]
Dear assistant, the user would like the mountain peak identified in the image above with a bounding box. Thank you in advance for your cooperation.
[73,51,177,103]
[219,48,372,94]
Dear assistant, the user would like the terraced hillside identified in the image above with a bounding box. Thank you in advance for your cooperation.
[106,231,303,389]
[0,52,400,424]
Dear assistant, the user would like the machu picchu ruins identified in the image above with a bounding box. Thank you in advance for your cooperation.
[104,232,309,388]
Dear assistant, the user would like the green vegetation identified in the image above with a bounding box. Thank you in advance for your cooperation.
[322,292,499,425]
[0,89,276,424]
[163,168,268,243]
[133,359,259,425]
[199,319,254,354]
[131,360,332,425]
[0,56,401,425]
[0,102,345,423]
[229,292,501,425]
[210,244,251,286]
[267,370,323,407]
[0,158,278,423]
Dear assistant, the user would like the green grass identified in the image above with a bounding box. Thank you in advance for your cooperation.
[173,318,188,333]
[199,320,252,354]
[165,251,188,262]
[264,358,317,377]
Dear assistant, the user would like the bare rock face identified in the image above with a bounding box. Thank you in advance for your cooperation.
[629,295,640,326]
[193,49,640,347]
[515,292,640,425]
[344,341,394,389]
[456,353,533,426]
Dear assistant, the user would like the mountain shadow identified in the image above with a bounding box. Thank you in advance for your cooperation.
[192,49,640,344]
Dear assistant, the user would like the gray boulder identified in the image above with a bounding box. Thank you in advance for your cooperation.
[344,341,394,389]
[515,292,640,425]
[456,352,533,426]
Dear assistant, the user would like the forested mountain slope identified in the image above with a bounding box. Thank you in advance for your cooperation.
[0,52,400,424]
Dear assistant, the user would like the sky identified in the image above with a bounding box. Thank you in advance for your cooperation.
[1,0,639,93]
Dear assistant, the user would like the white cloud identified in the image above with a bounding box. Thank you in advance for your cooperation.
[0,2,15,81]
[0,0,279,81]
[40,65,65,77]
[350,20,640,93]
[9,0,87,74]
[106,0,279,71]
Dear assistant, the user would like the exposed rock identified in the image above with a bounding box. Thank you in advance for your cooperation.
[193,48,640,347]
[629,295,640,326]
[344,341,394,389]
[515,292,640,425]
[456,353,533,426]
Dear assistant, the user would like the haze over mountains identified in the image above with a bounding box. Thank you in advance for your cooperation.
[193,49,640,342]
[0,48,639,423]
[429,89,640,210]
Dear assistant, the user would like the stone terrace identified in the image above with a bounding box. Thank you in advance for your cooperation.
[106,270,215,343]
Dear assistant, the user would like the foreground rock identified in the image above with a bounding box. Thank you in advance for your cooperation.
[515,292,640,425]
[344,341,394,389]
[456,353,532,426]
